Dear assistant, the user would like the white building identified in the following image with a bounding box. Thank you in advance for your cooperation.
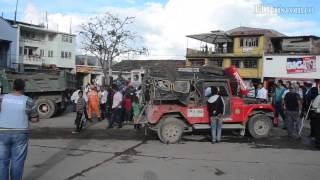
[263,54,320,87]
[6,19,76,72]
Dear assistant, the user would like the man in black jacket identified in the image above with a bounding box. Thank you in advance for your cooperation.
[207,87,225,144]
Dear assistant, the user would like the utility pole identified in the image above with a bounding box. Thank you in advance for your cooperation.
[14,0,19,23]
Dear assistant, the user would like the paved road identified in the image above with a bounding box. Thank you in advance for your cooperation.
[24,112,320,180]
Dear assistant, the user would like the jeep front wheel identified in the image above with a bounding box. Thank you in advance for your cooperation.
[248,114,272,138]
[158,117,184,144]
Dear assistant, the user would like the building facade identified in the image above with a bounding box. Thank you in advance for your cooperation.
[76,55,104,87]
[186,27,284,83]
[0,18,18,69]
[262,35,320,88]
[4,19,76,72]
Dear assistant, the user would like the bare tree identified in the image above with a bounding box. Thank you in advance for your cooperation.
[79,12,146,85]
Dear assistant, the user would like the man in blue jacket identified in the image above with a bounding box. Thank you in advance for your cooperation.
[0,79,39,180]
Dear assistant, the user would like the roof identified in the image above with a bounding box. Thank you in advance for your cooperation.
[227,26,285,37]
[271,35,320,40]
[112,60,186,73]
[187,26,285,44]
[5,18,43,28]
[186,31,232,44]
[5,18,76,36]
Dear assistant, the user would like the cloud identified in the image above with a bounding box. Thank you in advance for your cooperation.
[21,0,320,59]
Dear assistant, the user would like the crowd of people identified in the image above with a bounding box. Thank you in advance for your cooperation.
[247,80,320,147]
[70,80,143,133]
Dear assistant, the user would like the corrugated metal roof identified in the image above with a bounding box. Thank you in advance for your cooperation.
[187,26,286,44]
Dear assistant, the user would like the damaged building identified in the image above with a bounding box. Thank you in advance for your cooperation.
[186,26,320,88]
[186,26,285,83]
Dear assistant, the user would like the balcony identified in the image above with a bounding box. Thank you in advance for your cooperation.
[186,48,263,58]
[19,38,46,46]
[186,48,234,57]
[19,55,44,65]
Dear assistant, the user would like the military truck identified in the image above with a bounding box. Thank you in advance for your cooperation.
[0,70,76,119]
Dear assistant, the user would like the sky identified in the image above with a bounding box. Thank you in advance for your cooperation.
[1,0,320,59]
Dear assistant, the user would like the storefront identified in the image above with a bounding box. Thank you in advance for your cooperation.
[76,65,103,88]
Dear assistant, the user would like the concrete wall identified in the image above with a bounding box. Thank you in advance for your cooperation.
[0,18,17,68]
[263,55,320,79]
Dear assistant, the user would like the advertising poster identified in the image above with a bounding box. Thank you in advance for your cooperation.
[286,56,316,74]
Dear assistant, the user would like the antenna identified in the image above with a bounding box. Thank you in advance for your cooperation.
[45,11,48,29]
[69,17,72,34]
[14,0,19,23]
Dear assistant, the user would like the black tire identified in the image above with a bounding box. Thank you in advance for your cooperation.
[248,114,272,138]
[158,117,184,144]
[35,99,56,119]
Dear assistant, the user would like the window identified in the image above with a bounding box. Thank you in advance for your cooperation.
[209,58,223,67]
[49,34,55,41]
[48,50,53,57]
[40,49,44,57]
[190,59,205,66]
[61,51,64,58]
[19,47,23,55]
[231,60,240,68]
[68,52,72,59]
[243,59,257,68]
[87,58,97,66]
[28,49,33,56]
[65,52,68,58]
[76,57,85,65]
[240,37,259,47]
[24,48,28,55]
[62,35,72,43]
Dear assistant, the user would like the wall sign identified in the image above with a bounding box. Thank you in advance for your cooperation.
[287,56,316,74]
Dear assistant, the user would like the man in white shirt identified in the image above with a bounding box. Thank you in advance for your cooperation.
[99,88,108,119]
[247,82,256,98]
[256,83,268,103]
[71,89,80,112]
[108,85,123,128]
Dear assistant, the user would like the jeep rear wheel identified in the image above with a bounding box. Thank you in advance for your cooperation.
[248,114,272,138]
[158,117,184,144]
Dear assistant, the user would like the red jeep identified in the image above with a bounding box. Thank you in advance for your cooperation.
[143,66,275,144]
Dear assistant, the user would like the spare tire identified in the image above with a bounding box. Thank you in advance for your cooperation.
[35,99,56,119]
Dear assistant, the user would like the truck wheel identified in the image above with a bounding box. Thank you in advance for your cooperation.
[248,114,272,138]
[35,99,56,119]
[158,117,184,144]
